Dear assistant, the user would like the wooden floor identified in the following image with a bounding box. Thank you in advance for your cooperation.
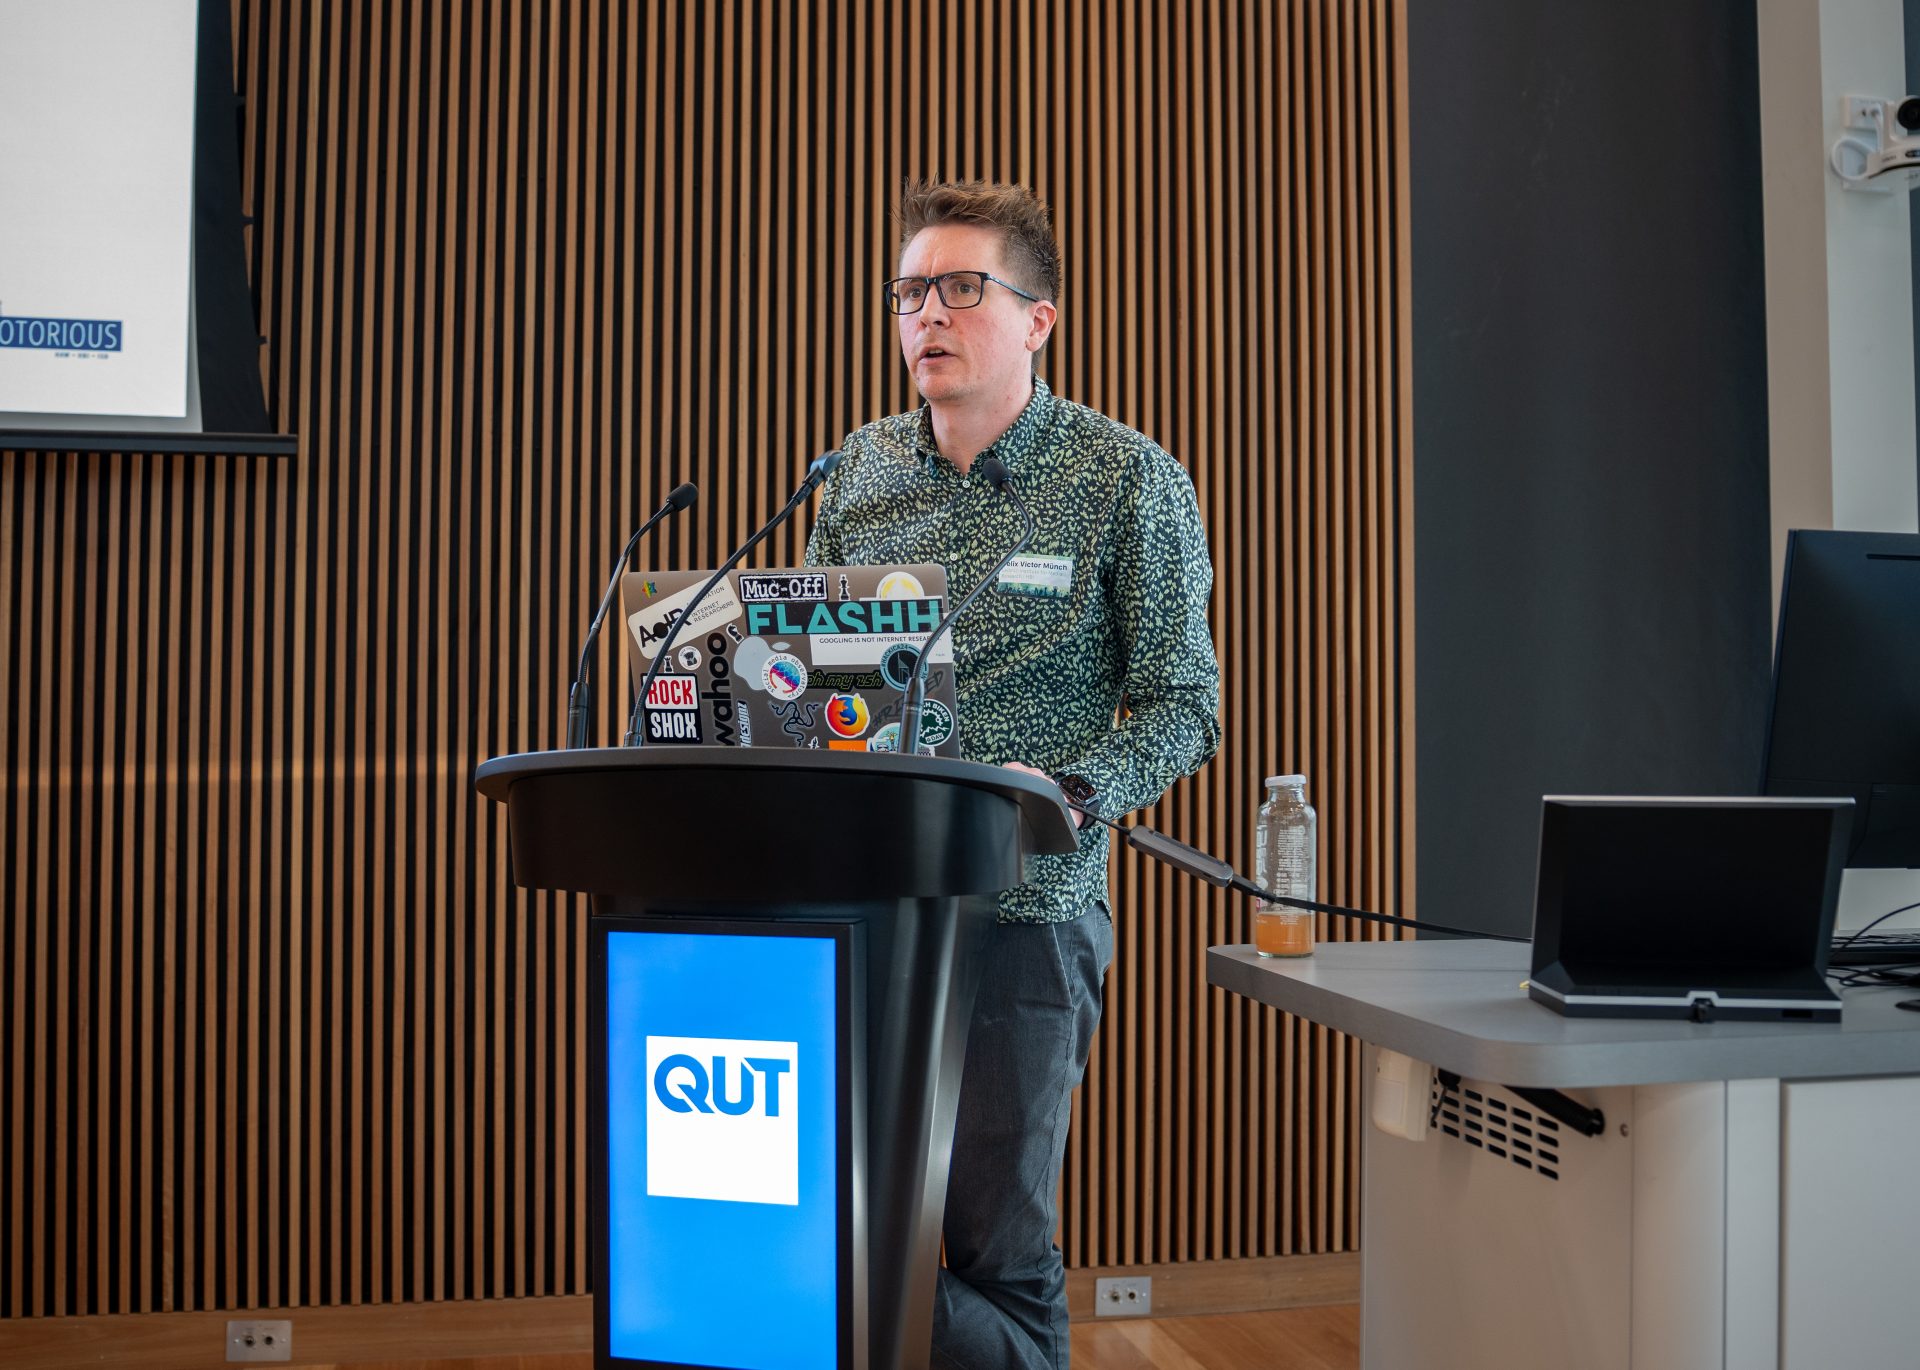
[307,1304,1360,1370]
[1071,1304,1358,1369]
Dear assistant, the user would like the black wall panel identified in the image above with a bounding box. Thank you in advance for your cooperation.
[1409,0,1774,936]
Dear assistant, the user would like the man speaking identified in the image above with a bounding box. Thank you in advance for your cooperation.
[806,180,1220,1370]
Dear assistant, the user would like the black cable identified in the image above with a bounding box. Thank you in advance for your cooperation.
[1826,961,1920,989]
[1834,901,1920,951]
[1071,805,1531,944]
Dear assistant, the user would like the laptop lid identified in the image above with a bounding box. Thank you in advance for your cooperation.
[620,564,962,756]
[1528,797,1852,1002]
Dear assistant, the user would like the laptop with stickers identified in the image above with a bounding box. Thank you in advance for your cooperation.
[621,564,963,756]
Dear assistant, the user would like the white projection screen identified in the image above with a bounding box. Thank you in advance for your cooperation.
[0,0,203,434]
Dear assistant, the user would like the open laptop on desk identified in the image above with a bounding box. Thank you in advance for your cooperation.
[1527,797,1851,1023]
[621,564,963,756]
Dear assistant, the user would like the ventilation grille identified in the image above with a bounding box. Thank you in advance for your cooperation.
[1430,1080,1563,1180]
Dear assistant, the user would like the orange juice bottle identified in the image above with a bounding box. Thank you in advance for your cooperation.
[1253,775,1316,958]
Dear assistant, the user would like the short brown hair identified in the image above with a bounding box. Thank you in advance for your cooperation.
[895,180,1061,303]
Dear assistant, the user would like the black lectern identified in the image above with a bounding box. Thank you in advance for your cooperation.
[474,749,1078,1370]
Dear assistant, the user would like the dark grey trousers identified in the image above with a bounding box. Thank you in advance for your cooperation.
[930,906,1115,1370]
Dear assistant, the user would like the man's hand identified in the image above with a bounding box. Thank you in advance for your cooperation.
[1002,761,1090,828]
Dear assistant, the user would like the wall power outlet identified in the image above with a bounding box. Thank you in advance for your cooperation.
[226,1319,291,1362]
[1093,1275,1152,1317]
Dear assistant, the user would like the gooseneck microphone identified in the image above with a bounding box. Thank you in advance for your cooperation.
[897,454,1034,755]
[626,452,843,747]
[566,481,698,749]
[1067,804,1528,942]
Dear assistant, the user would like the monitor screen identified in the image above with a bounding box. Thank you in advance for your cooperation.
[1762,529,1920,868]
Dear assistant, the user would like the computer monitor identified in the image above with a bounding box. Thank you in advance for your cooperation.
[1761,529,1920,868]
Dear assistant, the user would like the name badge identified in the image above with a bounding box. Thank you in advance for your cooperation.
[997,554,1074,599]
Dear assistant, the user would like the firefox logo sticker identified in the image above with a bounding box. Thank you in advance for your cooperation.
[825,691,870,739]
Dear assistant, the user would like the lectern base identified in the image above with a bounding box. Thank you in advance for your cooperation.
[589,895,998,1370]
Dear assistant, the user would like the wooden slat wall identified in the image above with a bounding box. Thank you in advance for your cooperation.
[0,0,1412,1317]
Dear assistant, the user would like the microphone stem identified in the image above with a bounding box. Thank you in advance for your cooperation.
[902,479,1034,754]
[567,502,679,749]
[627,474,824,746]
[576,523,649,687]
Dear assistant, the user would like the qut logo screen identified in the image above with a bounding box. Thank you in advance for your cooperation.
[605,930,839,1368]
[646,1037,798,1205]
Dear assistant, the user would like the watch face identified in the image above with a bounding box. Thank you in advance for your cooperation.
[1058,775,1097,808]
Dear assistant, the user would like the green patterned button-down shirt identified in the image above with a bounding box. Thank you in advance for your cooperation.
[805,376,1222,922]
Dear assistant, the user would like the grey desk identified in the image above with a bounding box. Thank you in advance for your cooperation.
[1207,940,1920,1370]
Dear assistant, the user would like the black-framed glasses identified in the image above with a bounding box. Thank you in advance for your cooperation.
[882,270,1043,315]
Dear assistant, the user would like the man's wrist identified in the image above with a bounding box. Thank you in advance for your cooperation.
[1054,773,1100,828]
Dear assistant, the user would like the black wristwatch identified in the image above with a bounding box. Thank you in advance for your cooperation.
[1055,773,1100,827]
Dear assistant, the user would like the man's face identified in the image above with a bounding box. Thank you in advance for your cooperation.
[896,223,1055,407]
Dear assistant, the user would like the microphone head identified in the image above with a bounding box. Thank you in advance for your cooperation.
[808,450,844,481]
[665,481,698,512]
[978,455,1013,491]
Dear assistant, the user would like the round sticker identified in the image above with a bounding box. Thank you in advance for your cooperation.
[762,652,808,702]
[876,570,925,600]
[675,643,703,672]
[866,722,902,753]
[825,692,871,739]
[916,698,955,747]
[732,636,774,690]
[880,642,920,690]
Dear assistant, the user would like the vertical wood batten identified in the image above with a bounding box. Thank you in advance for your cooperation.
[0,0,1410,1314]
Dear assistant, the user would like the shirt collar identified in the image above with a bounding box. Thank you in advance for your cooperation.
[912,375,1058,474]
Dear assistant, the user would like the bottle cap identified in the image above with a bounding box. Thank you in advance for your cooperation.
[1265,774,1307,788]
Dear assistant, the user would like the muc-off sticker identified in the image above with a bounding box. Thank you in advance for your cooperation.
[738,571,828,603]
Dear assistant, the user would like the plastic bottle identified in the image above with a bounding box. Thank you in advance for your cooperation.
[1254,775,1317,957]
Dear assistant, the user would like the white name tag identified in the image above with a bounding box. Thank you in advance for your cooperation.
[997,554,1074,599]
